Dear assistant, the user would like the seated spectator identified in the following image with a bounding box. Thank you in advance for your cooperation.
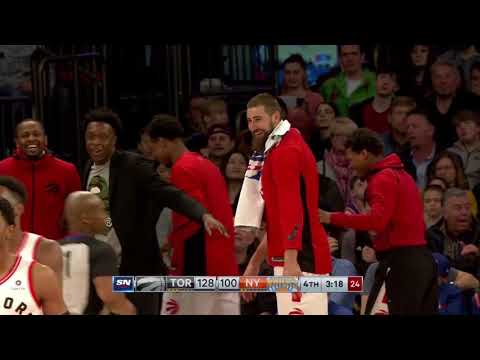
[397,44,435,101]
[424,185,445,228]
[428,176,448,191]
[309,102,337,162]
[206,124,235,168]
[426,151,478,217]
[318,117,358,201]
[235,129,253,158]
[222,151,249,214]
[346,176,368,215]
[427,188,480,277]
[204,98,230,129]
[328,236,358,311]
[185,97,209,153]
[448,110,480,189]
[350,68,398,134]
[439,44,480,92]
[470,62,480,97]
[433,253,467,315]
[422,60,477,148]
[382,96,416,156]
[400,109,441,190]
[279,54,324,141]
[321,45,376,117]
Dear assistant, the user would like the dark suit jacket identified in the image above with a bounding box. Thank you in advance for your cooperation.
[83,151,206,276]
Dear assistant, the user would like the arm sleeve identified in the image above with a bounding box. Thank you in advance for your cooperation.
[135,157,207,222]
[91,241,118,278]
[270,145,304,251]
[330,172,397,233]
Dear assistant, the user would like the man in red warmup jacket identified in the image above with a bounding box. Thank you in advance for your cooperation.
[319,128,438,315]
[146,114,238,315]
[0,120,81,240]
[241,93,331,315]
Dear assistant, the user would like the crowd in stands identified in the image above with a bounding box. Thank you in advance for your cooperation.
[1,44,480,315]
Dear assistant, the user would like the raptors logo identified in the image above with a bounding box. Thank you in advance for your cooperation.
[165,299,180,315]
[288,308,305,316]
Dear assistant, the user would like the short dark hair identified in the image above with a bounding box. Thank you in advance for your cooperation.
[406,107,435,127]
[339,44,364,55]
[0,198,15,226]
[345,128,385,157]
[15,119,45,138]
[84,108,123,136]
[147,114,185,141]
[376,66,397,78]
[453,110,480,127]
[283,54,307,71]
[471,61,480,76]
[0,176,27,204]
[349,175,362,190]
[424,185,445,204]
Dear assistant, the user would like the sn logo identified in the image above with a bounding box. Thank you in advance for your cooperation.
[113,277,135,293]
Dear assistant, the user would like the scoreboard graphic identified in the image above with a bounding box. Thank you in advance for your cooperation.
[113,276,363,294]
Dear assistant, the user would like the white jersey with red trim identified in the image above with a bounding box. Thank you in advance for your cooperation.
[0,256,43,315]
[16,232,42,261]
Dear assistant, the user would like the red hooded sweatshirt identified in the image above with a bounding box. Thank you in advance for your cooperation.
[0,149,81,240]
[330,154,426,253]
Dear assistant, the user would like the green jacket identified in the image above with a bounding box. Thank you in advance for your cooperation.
[321,70,376,117]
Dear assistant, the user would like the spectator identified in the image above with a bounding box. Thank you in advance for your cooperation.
[0,119,81,240]
[448,110,480,189]
[439,44,480,92]
[185,96,209,153]
[427,188,480,277]
[423,61,477,148]
[382,96,416,156]
[423,185,445,228]
[318,117,358,201]
[134,128,154,160]
[400,109,441,190]
[279,54,324,141]
[428,176,448,191]
[222,151,248,214]
[236,129,253,158]
[470,62,480,97]
[82,108,228,315]
[321,45,376,117]
[309,102,337,162]
[397,44,435,101]
[426,151,478,217]
[350,68,398,134]
[328,236,358,311]
[203,98,230,130]
[432,253,467,315]
[206,124,236,168]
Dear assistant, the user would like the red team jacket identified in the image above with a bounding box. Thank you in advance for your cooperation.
[331,154,427,253]
[0,150,81,240]
[262,128,332,275]
[168,152,238,277]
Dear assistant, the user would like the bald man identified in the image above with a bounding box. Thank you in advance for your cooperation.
[0,176,64,289]
[60,191,136,315]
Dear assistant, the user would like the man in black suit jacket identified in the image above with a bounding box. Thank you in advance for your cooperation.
[82,108,228,314]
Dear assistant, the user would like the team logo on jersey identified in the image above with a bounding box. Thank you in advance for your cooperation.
[10,279,25,291]
[15,281,21,286]
[45,183,60,194]
[165,299,180,315]
[288,308,305,316]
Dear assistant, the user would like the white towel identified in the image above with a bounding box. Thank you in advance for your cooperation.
[234,120,291,229]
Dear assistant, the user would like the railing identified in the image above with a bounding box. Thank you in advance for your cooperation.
[0,96,32,159]
[31,50,108,168]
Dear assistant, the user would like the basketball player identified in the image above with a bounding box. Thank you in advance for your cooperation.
[60,191,136,315]
[0,176,63,288]
[0,198,68,315]
[239,93,332,315]
[146,115,239,315]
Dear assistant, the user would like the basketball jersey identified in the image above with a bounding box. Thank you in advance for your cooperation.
[16,232,42,262]
[0,256,43,315]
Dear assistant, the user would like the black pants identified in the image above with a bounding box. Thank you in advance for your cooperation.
[366,246,438,315]
[127,293,162,315]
